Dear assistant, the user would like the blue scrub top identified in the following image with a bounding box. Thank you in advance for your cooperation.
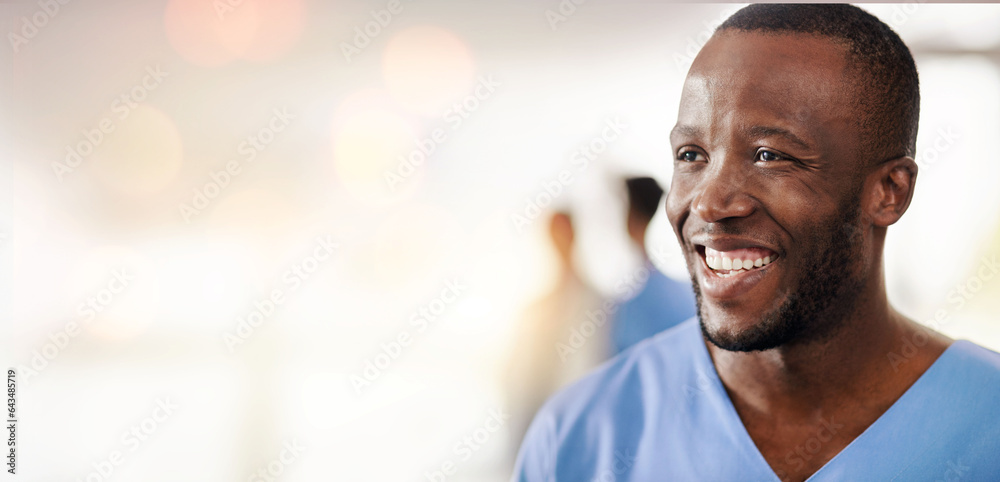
[513,318,1000,481]
[610,267,697,355]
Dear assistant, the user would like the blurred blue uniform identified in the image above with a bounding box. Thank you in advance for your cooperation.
[610,264,697,355]
[513,318,1000,481]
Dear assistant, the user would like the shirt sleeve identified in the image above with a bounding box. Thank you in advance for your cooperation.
[511,407,558,482]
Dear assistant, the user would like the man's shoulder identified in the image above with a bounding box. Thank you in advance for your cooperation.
[901,339,1000,436]
[839,340,1000,481]
[512,317,717,479]
[940,339,1000,393]
[950,339,1000,368]
[538,317,704,428]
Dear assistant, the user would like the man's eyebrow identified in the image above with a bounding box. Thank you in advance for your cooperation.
[744,125,813,150]
[670,124,701,140]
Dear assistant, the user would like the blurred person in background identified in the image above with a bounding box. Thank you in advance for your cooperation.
[609,177,697,354]
[503,210,608,466]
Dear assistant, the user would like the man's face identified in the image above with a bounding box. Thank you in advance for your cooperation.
[667,31,871,352]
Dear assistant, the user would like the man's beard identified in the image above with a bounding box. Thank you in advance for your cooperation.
[691,197,867,352]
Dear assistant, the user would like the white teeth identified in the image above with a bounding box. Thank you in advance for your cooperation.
[707,253,776,273]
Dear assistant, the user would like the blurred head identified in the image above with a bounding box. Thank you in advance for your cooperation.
[666,4,921,352]
[625,177,664,250]
[548,211,575,266]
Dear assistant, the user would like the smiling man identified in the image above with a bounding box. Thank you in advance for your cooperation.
[512,5,1000,481]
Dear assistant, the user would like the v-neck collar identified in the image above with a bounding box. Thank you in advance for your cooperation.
[690,331,962,481]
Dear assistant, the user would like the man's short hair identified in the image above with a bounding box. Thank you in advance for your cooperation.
[625,177,664,221]
[717,4,920,161]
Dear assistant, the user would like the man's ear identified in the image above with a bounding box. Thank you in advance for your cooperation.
[865,156,918,227]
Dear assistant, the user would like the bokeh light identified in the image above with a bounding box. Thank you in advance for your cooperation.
[382,25,477,116]
[332,104,422,202]
[91,105,184,196]
[164,0,305,66]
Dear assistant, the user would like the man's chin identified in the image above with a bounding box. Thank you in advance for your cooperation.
[697,303,802,352]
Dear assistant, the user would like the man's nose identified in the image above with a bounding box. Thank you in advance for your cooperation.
[690,160,756,223]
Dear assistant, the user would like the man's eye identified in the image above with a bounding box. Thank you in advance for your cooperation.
[678,151,705,162]
[755,150,785,162]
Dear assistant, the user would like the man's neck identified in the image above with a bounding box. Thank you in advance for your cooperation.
[707,290,951,420]
[703,286,952,481]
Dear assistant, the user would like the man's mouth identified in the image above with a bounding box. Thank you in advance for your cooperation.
[693,242,782,299]
[702,247,778,278]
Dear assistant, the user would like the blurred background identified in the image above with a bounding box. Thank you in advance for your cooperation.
[2,1,1000,480]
